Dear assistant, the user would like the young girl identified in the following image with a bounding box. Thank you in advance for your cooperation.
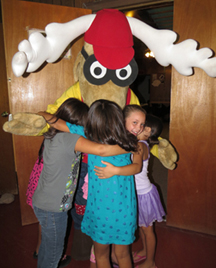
[89,104,148,268]
[95,109,166,268]
[132,113,165,268]
[33,98,133,268]
[39,99,145,268]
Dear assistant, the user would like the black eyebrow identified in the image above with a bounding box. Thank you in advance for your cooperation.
[81,46,89,60]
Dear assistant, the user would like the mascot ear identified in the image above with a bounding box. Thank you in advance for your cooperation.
[73,51,82,82]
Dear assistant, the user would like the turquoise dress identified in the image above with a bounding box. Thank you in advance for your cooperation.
[66,123,137,245]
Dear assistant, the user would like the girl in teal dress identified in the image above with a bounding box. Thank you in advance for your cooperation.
[39,99,145,268]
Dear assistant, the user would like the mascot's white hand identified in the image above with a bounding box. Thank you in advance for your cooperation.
[11,14,96,77]
[12,33,49,76]
[12,32,52,76]
[128,17,216,77]
[158,139,178,170]
[12,51,28,77]
[3,112,46,136]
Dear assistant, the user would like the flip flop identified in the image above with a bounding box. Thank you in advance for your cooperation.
[132,251,147,263]
[91,259,119,267]
[135,266,158,268]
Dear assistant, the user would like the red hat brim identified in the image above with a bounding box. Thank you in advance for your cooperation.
[94,45,134,70]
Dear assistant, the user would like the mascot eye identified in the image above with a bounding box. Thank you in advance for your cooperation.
[83,53,110,85]
[116,65,132,81]
[90,61,107,79]
[111,59,139,87]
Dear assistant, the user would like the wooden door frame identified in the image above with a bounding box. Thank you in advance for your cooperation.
[2,0,91,225]
[83,0,173,12]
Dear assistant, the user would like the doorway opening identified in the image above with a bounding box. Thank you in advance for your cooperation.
[124,3,174,211]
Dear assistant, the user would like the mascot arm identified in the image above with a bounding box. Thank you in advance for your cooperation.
[3,112,47,136]
[157,137,178,170]
[129,89,177,170]
[3,82,82,136]
[150,138,178,170]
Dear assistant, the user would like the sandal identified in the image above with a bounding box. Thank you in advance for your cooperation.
[33,251,38,259]
[132,251,146,263]
[135,267,157,268]
[59,255,71,268]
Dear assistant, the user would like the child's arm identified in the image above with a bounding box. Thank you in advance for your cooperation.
[66,122,128,158]
[94,143,143,178]
[38,111,70,133]
[141,141,149,161]
[39,112,129,157]
[75,137,129,157]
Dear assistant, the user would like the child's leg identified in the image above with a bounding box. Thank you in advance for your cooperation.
[90,261,97,268]
[114,244,132,268]
[34,206,68,268]
[35,222,72,267]
[110,245,118,265]
[93,241,111,268]
[137,225,156,268]
[133,227,147,262]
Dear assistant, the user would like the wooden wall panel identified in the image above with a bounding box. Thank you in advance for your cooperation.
[150,66,171,104]
[0,23,17,195]
[167,0,216,235]
[2,0,91,225]
[22,0,95,9]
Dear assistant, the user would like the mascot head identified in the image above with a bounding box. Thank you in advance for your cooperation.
[73,9,138,108]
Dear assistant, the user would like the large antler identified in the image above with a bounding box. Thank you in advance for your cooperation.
[127,16,216,77]
[12,14,96,77]
[12,12,216,78]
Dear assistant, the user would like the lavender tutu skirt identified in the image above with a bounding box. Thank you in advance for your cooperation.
[137,184,165,227]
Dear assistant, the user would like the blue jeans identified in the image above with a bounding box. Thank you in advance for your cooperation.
[33,206,68,268]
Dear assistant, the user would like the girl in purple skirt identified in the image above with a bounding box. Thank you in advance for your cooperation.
[131,113,165,268]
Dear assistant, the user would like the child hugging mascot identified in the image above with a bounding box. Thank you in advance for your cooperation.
[4,8,216,263]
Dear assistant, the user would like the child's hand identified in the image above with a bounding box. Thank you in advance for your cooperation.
[94,161,117,179]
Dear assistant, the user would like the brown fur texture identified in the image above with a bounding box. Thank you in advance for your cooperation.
[158,139,178,170]
[74,42,129,109]
[3,113,46,136]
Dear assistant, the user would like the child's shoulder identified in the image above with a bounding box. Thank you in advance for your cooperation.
[138,140,150,160]
[66,122,84,134]
[139,140,149,147]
